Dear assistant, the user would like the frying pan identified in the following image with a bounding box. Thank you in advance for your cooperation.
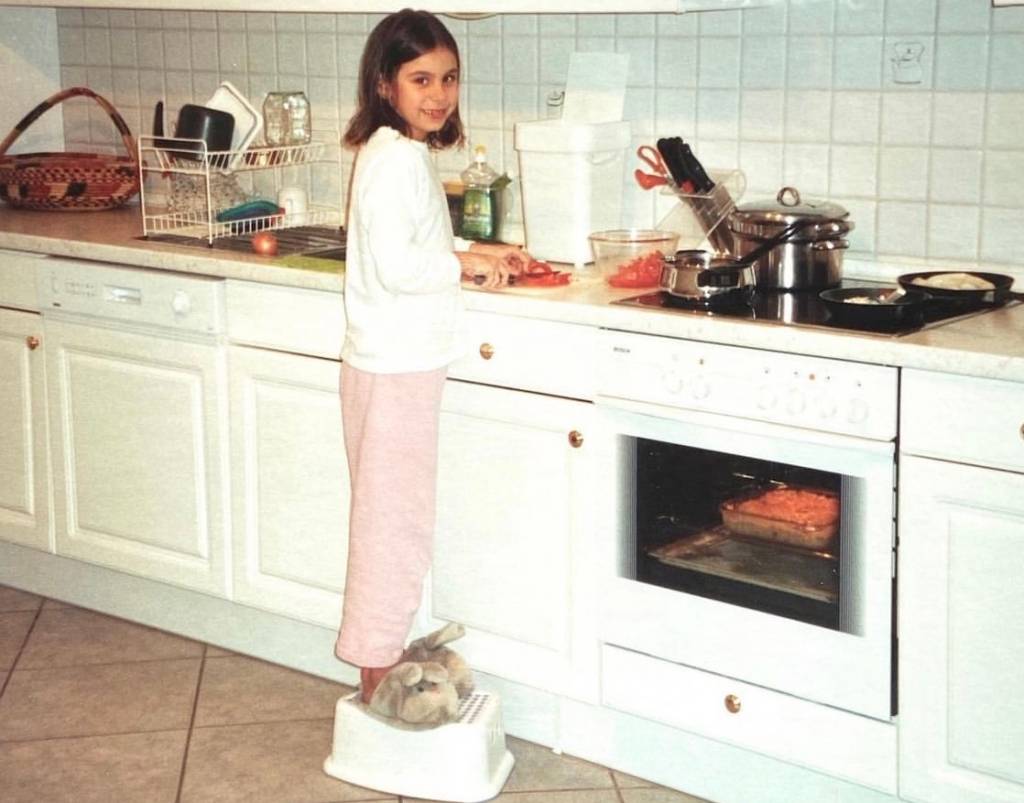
[897,271,1024,305]
[819,287,930,331]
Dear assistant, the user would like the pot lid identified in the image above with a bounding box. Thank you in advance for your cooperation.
[730,186,849,232]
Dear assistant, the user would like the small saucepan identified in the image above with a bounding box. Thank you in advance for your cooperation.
[897,271,1024,305]
[819,287,930,331]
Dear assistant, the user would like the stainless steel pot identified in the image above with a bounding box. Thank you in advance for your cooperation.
[660,249,755,304]
[728,186,852,290]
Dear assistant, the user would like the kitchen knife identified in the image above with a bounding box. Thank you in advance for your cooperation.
[655,138,697,193]
[675,139,715,194]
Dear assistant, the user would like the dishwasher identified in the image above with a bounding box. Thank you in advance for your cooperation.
[37,257,231,595]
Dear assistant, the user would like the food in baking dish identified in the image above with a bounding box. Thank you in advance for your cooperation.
[720,486,839,550]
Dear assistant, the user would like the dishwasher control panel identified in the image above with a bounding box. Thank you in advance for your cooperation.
[37,258,225,335]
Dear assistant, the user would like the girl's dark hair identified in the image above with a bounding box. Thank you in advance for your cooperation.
[344,8,464,150]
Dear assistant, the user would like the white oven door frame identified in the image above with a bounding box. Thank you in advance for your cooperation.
[597,399,895,721]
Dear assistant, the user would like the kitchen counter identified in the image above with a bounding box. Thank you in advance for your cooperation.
[2,206,1023,382]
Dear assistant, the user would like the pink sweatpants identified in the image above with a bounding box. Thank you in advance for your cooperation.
[334,362,447,668]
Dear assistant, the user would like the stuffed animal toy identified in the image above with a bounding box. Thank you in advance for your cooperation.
[368,661,459,726]
[400,622,474,699]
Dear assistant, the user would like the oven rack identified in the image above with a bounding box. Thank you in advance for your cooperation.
[138,132,343,245]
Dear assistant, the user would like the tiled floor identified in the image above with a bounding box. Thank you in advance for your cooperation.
[0,584,707,803]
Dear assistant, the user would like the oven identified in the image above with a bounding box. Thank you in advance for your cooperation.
[596,329,897,721]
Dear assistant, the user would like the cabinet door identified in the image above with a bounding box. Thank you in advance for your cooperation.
[431,380,610,699]
[45,318,230,595]
[899,455,1024,803]
[229,346,347,629]
[0,308,50,551]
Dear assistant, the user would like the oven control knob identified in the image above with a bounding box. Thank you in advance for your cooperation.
[171,291,192,318]
[816,395,837,419]
[785,389,806,415]
[691,376,710,400]
[661,369,683,395]
[848,398,869,424]
[756,387,777,410]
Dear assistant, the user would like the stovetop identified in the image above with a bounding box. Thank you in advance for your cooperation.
[614,279,1010,337]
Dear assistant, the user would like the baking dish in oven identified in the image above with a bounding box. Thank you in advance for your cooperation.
[720,486,839,550]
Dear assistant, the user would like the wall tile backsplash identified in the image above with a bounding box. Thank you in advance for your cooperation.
[53,0,1024,267]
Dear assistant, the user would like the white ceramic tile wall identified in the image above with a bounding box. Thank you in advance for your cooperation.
[51,0,1024,267]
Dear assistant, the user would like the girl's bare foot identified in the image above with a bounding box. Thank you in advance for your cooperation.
[360,665,397,704]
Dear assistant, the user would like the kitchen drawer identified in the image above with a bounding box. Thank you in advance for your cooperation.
[449,311,596,399]
[901,369,1024,473]
[225,279,344,360]
[600,644,897,794]
[0,250,45,311]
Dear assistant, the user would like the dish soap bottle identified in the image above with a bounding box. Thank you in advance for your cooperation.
[459,145,499,241]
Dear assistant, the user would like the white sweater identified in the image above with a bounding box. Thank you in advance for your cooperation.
[341,127,469,373]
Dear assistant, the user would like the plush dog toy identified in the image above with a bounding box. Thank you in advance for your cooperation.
[366,622,474,726]
[400,621,474,699]
[368,661,459,726]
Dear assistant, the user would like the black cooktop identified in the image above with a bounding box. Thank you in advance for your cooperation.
[614,279,1008,337]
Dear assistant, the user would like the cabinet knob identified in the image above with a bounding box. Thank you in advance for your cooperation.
[568,430,584,448]
[479,342,495,360]
[724,694,742,714]
[1020,423,1024,441]
[26,335,40,350]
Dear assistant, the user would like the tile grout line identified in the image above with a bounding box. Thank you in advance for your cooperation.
[0,601,45,701]
[610,766,628,803]
[174,643,209,803]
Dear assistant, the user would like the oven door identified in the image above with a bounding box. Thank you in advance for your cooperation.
[597,400,895,721]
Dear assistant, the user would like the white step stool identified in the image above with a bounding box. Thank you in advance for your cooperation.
[323,691,515,802]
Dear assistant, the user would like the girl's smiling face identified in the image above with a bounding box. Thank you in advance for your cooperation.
[382,47,460,142]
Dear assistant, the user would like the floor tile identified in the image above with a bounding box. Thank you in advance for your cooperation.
[41,597,74,609]
[502,737,617,793]
[0,729,187,803]
[205,644,235,657]
[615,770,657,788]
[0,586,42,612]
[181,719,393,802]
[489,792,621,803]
[18,607,203,669]
[621,787,712,802]
[0,658,200,741]
[0,611,36,670]
[194,654,350,727]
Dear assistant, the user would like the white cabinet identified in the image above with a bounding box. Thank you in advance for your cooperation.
[898,369,1024,803]
[0,308,50,552]
[431,378,610,701]
[44,317,231,595]
[228,344,348,629]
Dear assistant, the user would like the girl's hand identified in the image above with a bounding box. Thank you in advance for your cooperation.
[456,251,512,289]
[468,242,531,277]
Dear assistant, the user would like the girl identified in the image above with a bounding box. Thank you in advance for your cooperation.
[335,8,529,704]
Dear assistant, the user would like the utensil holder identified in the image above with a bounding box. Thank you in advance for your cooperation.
[657,169,745,256]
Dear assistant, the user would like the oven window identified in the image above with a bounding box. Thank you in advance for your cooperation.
[634,438,845,630]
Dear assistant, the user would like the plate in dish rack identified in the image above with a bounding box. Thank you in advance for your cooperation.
[205,81,262,169]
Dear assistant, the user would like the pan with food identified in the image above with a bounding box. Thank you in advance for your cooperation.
[897,271,1024,305]
[819,286,930,331]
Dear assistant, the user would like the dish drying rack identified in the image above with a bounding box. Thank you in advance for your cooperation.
[657,169,746,255]
[138,132,343,245]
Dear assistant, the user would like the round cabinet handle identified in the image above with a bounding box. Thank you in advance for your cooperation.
[26,335,40,350]
[479,342,495,360]
[568,430,584,448]
[724,694,742,714]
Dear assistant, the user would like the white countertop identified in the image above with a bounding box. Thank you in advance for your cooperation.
[2,206,1022,382]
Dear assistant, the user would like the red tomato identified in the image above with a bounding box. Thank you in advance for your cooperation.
[607,250,665,288]
[252,231,279,256]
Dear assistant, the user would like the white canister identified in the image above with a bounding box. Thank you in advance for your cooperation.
[277,186,308,225]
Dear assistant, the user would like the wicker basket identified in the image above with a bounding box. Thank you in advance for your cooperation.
[0,87,140,212]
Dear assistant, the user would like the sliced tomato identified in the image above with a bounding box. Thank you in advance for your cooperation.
[516,270,571,287]
[606,250,666,288]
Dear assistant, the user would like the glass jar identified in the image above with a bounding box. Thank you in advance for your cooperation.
[262,91,312,147]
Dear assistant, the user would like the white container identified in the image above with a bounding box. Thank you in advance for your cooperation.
[514,119,630,267]
[324,691,514,802]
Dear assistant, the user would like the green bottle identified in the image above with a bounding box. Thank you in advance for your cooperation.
[459,145,499,241]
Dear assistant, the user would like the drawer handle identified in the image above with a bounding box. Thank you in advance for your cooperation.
[724,694,742,714]
[1020,423,1024,441]
[479,342,495,360]
[568,430,584,448]
[26,335,40,350]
